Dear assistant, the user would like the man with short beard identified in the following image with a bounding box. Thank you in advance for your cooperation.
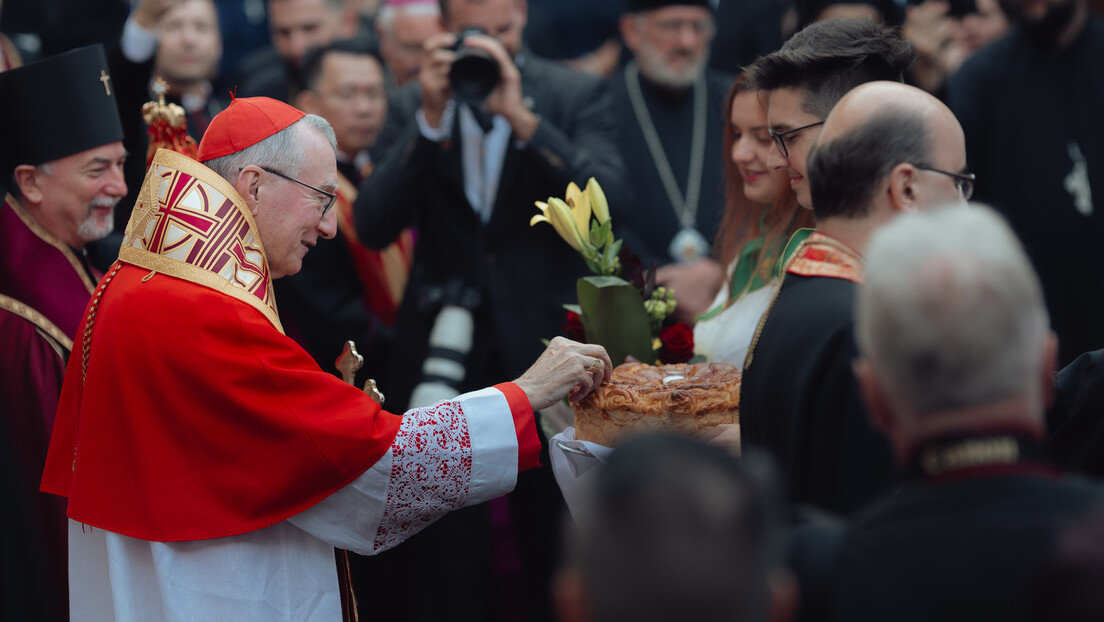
[610,0,732,322]
[0,44,128,622]
[947,0,1104,373]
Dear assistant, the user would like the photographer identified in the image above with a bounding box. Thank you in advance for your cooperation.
[355,0,626,619]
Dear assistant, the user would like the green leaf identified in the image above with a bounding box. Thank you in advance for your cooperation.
[562,303,582,314]
[577,276,655,366]
[581,241,599,261]
[597,219,613,247]
[589,220,604,247]
[603,238,623,268]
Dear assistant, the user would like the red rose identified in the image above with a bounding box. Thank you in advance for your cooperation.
[561,310,586,342]
[658,322,694,364]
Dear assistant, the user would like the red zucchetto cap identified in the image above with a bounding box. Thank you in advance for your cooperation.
[197,96,306,162]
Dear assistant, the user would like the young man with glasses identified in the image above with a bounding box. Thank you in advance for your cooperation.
[749,17,914,211]
[740,76,977,519]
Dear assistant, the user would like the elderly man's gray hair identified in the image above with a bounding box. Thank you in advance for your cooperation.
[856,205,1050,416]
[204,114,337,183]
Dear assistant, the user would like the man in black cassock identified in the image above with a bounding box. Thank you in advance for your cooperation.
[610,0,731,321]
[947,0,1103,370]
[739,77,969,516]
[737,20,915,516]
[790,202,1104,622]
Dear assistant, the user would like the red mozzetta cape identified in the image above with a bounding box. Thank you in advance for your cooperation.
[41,264,407,541]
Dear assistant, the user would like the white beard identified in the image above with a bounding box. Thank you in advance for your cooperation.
[635,44,708,90]
[78,197,118,242]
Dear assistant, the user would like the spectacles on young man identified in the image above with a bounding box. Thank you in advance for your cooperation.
[768,121,825,159]
[912,165,976,200]
[241,166,338,217]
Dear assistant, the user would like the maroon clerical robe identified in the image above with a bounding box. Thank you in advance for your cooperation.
[0,194,102,619]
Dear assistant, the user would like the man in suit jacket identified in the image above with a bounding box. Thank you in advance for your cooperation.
[791,206,1104,622]
[358,0,626,411]
[355,0,626,619]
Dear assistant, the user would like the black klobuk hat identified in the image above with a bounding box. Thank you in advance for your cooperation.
[0,44,125,196]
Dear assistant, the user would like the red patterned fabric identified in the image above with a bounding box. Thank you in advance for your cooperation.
[373,401,473,552]
[122,151,281,329]
[785,231,864,283]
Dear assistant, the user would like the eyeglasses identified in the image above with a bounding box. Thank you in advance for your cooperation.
[243,166,337,217]
[768,121,825,159]
[912,165,976,200]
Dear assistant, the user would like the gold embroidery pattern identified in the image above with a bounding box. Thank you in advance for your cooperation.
[743,232,864,370]
[920,437,1019,476]
[5,194,97,294]
[120,150,282,332]
[785,233,864,283]
[0,293,73,353]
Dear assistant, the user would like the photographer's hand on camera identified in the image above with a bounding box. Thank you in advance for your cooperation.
[419,32,458,130]
[460,35,539,142]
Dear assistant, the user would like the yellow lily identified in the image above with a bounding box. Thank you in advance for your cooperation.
[531,198,586,252]
[586,177,610,225]
[565,181,592,235]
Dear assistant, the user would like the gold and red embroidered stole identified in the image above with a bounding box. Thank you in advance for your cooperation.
[119,149,283,332]
[783,232,864,283]
[334,172,413,326]
[743,231,864,369]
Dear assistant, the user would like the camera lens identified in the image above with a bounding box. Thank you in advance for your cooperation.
[448,29,501,104]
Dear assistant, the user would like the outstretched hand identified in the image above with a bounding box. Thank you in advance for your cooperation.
[513,337,613,411]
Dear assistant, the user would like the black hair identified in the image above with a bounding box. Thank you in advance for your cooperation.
[747,18,915,119]
[299,37,383,93]
[569,434,783,622]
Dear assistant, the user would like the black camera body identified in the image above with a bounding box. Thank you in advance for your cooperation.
[448,27,501,104]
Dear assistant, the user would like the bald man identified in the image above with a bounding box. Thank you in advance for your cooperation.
[740,82,973,516]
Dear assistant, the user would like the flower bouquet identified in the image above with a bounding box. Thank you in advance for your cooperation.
[532,179,694,365]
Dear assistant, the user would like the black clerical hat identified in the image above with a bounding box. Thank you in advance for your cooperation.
[0,44,124,194]
[625,0,711,12]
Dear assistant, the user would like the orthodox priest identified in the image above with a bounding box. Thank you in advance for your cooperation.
[611,0,731,321]
[40,96,612,622]
[0,44,128,622]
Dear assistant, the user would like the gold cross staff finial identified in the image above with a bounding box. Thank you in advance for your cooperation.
[335,341,386,406]
[99,70,111,96]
